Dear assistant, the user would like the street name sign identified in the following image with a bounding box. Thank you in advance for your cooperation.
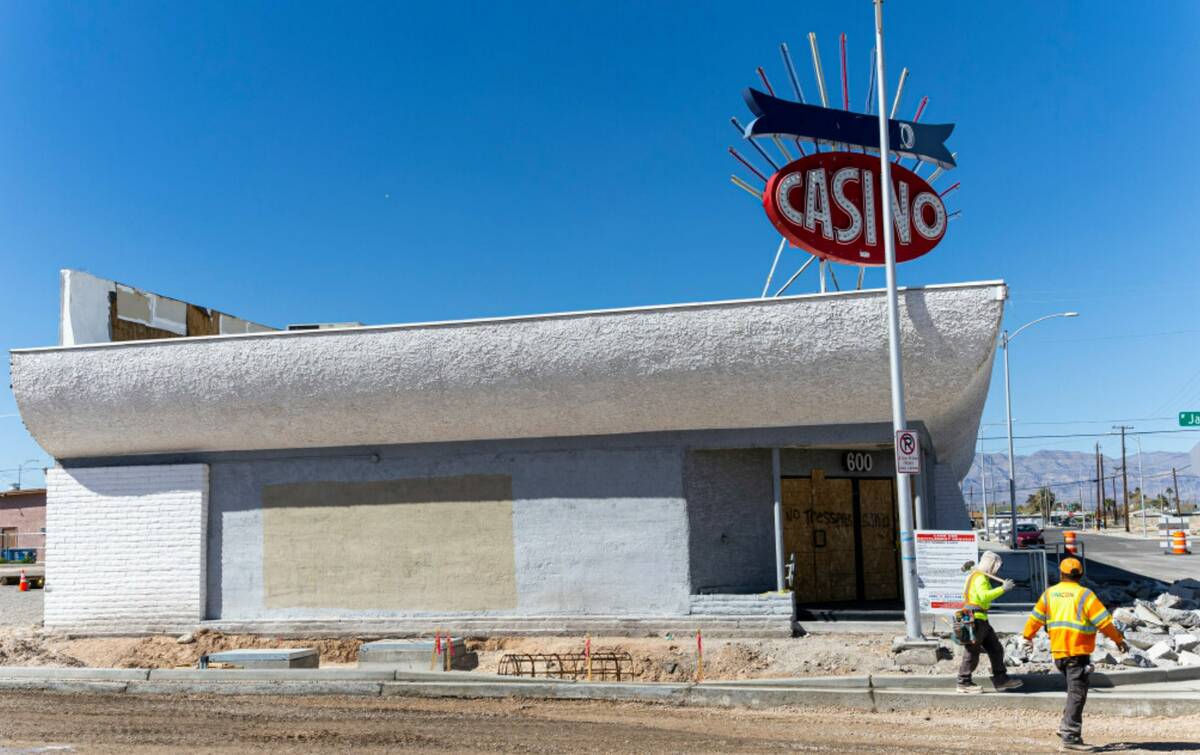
[1180,411,1200,427]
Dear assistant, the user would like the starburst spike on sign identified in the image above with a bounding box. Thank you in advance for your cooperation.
[773,254,818,297]
[939,181,961,198]
[730,174,763,200]
[730,117,780,171]
[728,147,768,183]
[912,96,929,123]
[756,66,795,161]
[948,209,962,222]
[778,42,809,155]
[856,267,866,290]
[864,47,876,114]
[762,237,788,298]
[839,34,850,111]
[926,153,957,183]
[889,67,909,119]
[827,263,841,291]
[808,33,830,107]
[780,43,806,103]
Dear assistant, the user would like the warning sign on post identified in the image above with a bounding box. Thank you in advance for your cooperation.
[895,429,921,474]
[915,530,979,614]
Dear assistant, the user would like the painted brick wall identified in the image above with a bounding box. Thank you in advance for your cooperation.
[45,464,208,633]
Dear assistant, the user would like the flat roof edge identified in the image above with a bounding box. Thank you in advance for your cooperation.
[12,279,1006,355]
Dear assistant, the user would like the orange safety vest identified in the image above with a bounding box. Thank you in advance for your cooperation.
[1023,580,1123,658]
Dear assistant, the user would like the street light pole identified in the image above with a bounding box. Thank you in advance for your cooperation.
[872,0,922,642]
[15,459,40,491]
[1002,312,1079,548]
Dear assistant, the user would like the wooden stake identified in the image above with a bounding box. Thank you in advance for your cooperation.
[586,634,593,682]
[696,629,704,683]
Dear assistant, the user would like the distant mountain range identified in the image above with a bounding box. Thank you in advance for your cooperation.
[962,449,1198,506]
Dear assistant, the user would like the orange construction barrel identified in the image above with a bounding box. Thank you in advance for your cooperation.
[1171,531,1190,555]
[1064,530,1078,555]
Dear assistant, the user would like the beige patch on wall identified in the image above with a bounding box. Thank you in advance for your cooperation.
[262,475,516,611]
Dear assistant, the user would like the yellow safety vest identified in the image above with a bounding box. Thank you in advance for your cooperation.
[962,571,1005,621]
[1023,580,1123,658]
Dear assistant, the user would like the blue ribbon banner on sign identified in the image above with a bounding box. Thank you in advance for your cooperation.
[742,88,957,170]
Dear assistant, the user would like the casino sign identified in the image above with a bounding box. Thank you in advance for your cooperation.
[730,36,958,269]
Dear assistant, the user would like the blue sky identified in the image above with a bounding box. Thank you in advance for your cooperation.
[1,1,1198,489]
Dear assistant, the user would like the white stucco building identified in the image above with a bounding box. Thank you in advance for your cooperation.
[12,276,1006,635]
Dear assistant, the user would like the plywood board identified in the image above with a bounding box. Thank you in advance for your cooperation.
[781,477,816,603]
[859,478,899,600]
[811,474,856,602]
[261,475,517,611]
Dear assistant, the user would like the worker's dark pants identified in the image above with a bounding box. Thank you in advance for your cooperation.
[1055,655,1091,738]
[957,619,1009,685]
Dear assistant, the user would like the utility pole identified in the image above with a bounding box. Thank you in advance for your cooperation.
[1136,435,1147,537]
[1114,425,1132,532]
[1097,447,1107,529]
[1173,467,1182,512]
[981,450,990,539]
[1111,475,1119,526]
[872,0,922,643]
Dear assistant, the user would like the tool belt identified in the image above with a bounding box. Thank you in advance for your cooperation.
[952,608,977,645]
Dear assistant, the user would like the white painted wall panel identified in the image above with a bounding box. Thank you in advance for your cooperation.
[44,464,208,633]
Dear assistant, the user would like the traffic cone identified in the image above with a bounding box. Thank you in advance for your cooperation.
[18,570,29,592]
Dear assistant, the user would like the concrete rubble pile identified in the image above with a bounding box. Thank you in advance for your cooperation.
[1002,578,1200,671]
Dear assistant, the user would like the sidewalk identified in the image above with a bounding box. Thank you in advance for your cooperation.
[0,665,1196,717]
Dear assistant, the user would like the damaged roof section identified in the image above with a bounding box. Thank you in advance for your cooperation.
[59,269,276,346]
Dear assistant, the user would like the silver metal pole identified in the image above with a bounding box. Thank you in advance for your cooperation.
[873,0,922,642]
[1137,435,1146,537]
[981,441,990,540]
[762,238,787,298]
[773,255,817,297]
[1003,331,1018,548]
[772,448,785,591]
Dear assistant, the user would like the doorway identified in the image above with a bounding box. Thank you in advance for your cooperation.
[782,469,899,605]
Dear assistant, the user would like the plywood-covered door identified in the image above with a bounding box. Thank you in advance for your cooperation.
[782,471,856,603]
[781,477,817,603]
[812,472,856,602]
[859,478,899,600]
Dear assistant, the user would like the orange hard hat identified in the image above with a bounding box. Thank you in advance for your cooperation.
[1060,557,1083,577]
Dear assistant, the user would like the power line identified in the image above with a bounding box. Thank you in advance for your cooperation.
[978,428,1200,441]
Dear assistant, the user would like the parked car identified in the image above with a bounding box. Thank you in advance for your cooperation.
[1015,522,1044,548]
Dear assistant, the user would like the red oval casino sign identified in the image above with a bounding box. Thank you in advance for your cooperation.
[763,151,946,266]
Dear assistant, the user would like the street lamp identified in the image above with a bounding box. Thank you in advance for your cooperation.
[1002,312,1079,548]
[15,459,41,491]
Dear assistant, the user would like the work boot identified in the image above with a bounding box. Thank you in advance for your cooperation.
[993,678,1024,691]
[1059,734,1090,751]
[955,682,982,694]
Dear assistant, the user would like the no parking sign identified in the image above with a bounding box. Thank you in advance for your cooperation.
[895,429,921,474]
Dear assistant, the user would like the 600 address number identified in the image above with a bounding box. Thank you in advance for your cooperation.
[843,451,874,473]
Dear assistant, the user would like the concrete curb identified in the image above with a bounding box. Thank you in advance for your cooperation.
[0,666,1195,716]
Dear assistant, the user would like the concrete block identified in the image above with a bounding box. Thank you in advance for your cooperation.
[1174,633,1200,652]
[1126,631,1162,651]
[148,668,395,681]
[1146,642,1178,662]
[1177,651,1200,667]
[1135,604,1166,626]
[0,679,130,694]
[358,638,473,671]
[205,648,318,669]
[0,667,149,681]
[128,680,382,696]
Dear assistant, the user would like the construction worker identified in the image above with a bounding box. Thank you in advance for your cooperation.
[1022,557,1127,752]
[957,551,1022,693]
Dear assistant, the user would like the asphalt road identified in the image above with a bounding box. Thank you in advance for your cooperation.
[1042,529,1198,584]
[0,586,42,627]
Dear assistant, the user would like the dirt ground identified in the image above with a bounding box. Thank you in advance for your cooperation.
[0,692,1194,753]
[0,628,971,680]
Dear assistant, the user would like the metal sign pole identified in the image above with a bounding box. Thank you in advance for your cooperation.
[873,0,923,641]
